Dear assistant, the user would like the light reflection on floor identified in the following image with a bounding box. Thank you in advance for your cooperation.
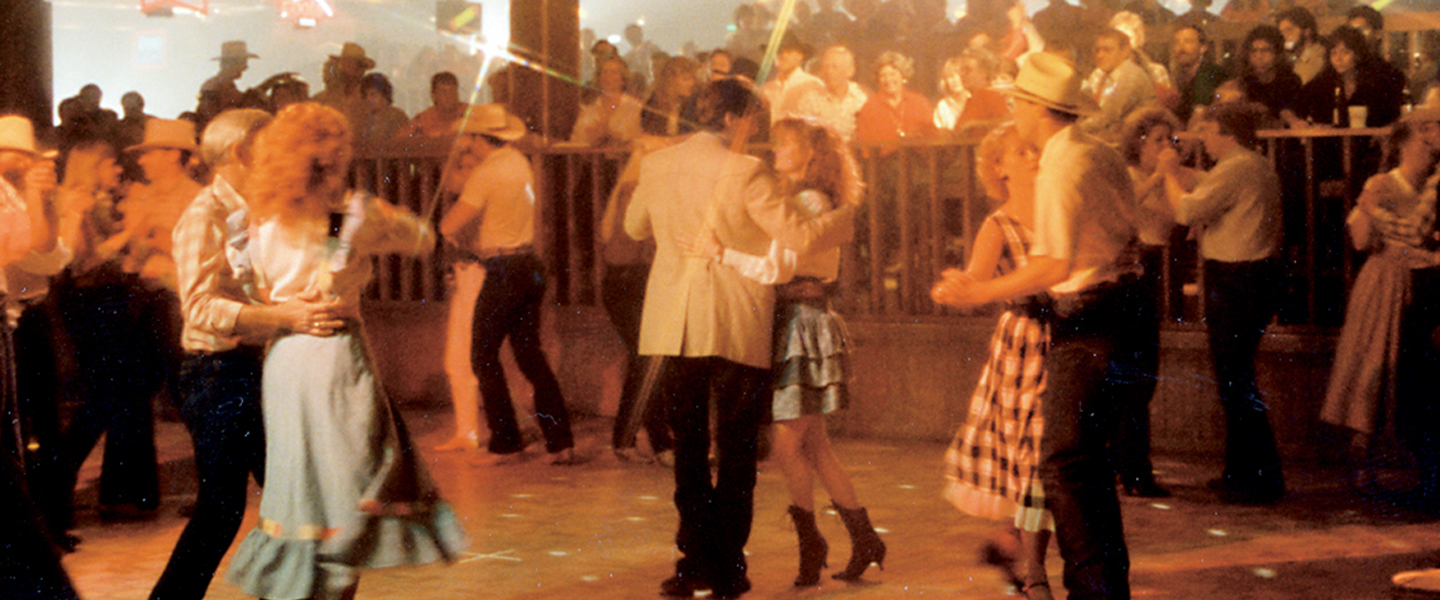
[51,406,1440,599]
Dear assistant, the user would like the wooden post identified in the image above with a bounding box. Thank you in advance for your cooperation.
[0,0,54,137]
[508,0,579,141]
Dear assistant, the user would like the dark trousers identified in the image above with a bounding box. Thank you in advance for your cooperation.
[471,254,573,455]
[12,299,69,538]
[1203,259,1283,486]
[2,313,81,600]
[56,281,169,520]
[1113,246,1163,482]
[1042,278,1147,600]
[1399,267,1440,506]
[602,264,671,453]
[658,356,770,586]
[149,348,266,600]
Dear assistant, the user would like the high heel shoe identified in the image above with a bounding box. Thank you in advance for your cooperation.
[1120,475,1172,498]
[787,505,828,587]
[434,433,480,452]
[980,534,1022,590]
[831,505,886,582]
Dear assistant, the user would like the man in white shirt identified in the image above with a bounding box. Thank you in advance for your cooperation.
[933,53,1144,600]
[1161,101,1285,505]
[439,104,576,467]
[763,33,824,124]
[794,45,868,140]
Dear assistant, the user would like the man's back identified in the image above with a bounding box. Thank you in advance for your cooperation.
[625,132,777,369]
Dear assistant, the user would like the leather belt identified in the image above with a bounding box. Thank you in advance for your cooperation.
[476,244,534,260]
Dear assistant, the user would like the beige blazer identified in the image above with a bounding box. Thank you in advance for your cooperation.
[625,132,853,369]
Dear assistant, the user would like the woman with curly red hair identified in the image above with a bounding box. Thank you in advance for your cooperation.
[223,103,466,600]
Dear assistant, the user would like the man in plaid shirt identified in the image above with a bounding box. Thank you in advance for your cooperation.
[152,108,349,600]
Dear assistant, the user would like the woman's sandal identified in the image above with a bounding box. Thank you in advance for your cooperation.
[1022,578,1054,600]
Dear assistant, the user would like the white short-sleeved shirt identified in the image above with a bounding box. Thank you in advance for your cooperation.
[1030,125,1141,294]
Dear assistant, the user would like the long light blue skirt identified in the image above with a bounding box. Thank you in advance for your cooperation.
[226,331,468,599]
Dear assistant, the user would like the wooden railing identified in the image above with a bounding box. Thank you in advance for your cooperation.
[351,127,1392,331]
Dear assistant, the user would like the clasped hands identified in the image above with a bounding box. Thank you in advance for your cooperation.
[931,268,984,308]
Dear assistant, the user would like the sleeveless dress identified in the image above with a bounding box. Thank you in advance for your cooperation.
[226,191,468,599]
[942,211,1053,532]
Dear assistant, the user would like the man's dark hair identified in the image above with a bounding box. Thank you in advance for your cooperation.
[1241,25,1291,78]
[431,71,459,92]
[362,72,394,104]
[692,77,768,132]
[1201,101,1264,148]
[1347,5,1383,32]
[1275,7,1318,43]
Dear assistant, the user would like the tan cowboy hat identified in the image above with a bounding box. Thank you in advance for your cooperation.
[458,104,528,141]
[214,40,258,61]
[1001,52,1100,117]
[331,42,376,70]
[0,115,42,156]
[127,118,198,153]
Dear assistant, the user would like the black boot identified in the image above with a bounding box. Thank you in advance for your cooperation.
[832,505,886,582]
[787,505,828,587]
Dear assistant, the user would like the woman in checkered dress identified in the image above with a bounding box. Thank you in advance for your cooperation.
[933,123,1054,599]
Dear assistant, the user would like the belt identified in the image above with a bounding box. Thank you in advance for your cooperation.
[476,245,534,260]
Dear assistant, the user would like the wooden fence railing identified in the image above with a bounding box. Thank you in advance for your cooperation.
[351,126,1393,331]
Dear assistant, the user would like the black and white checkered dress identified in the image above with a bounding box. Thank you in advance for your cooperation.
[943,211,1053,532]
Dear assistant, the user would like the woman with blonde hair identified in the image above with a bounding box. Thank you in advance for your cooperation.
[224,103,466,600]
[686,117,883,587]
[933,122,1055,599]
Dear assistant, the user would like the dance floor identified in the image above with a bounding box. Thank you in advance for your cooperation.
[53,406,1440,599]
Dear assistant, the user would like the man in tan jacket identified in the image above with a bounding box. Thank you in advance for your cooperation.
[625,78,852,599]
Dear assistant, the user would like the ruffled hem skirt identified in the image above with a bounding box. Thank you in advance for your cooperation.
[225,331,468,599]
[770,300,848,421]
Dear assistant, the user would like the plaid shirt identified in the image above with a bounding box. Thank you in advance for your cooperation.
[1360,170,1440,267]
[172,175,253,353]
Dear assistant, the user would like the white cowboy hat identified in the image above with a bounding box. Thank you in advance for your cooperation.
[1001,52,1100,117]
[127,118,198,153]
[214,40,258,61]
[0,115,42,156]
[458,104,528,141]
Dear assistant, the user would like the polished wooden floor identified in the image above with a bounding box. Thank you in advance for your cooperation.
[53,407,1440,600]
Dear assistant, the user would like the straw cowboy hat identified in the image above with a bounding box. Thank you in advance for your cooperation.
[458,104,528,141]
[127,118,198,153]
[214,40,258,62]
[0,115,45,156]
[1001,52,1100,117]
[331,42,376,70]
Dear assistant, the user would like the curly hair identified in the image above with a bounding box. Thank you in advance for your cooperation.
[1119,106,1183,166]
[873,51,915,81]
[246,102,353,225]
[771,118,863,208]
[976,122,1019,203]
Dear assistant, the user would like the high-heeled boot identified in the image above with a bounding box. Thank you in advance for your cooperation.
[832,504,886,581]
[787,505,828,587]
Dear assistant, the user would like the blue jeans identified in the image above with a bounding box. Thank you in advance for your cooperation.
[1042,278,1149,600]
[150,348,266,600]
[1203,259,1283,487]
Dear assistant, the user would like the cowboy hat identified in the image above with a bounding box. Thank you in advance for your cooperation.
[214,40,258,61]
[776,30,813,59]
[1001,52,1100,117]
[458,104,528,141]
[331,42,376,70]
[127,118,198,153]
[0,115,43,156]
